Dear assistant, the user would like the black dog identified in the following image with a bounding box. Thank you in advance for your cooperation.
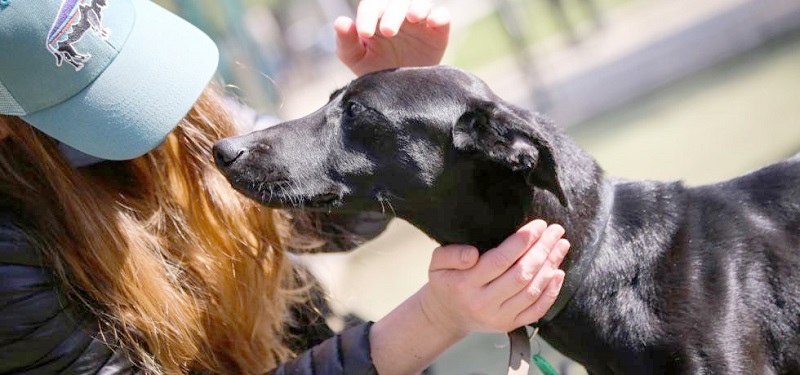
[213,66,800,374]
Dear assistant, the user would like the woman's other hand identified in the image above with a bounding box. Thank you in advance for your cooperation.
[334,0,451,76]
[422,220,570,335]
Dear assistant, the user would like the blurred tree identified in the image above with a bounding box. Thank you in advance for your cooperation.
[155,0,290,113]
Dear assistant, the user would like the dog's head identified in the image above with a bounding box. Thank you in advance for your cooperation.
[213,66,567,227]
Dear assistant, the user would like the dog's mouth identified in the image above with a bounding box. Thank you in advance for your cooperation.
[230,178,345,210]
[305,192,344,208]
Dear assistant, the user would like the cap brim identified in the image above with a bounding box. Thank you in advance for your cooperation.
[23,0,219,160]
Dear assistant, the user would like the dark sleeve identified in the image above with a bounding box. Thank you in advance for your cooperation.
[0,225,139,374]
[269,322,378,375]
[283,264,369,354]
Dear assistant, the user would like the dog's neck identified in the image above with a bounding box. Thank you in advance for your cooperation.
[541,178,615,322]
[400,143,608,262]
[396,147,611,326]
[397,160,543,252]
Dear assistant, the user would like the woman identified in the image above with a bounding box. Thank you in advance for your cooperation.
[0,0,569,374]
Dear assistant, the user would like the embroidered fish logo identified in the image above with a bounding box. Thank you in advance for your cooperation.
[46,0,110,71]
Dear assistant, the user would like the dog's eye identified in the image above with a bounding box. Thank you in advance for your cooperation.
[344,101,367,117]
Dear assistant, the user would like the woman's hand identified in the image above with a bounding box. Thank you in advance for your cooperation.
[369,219,568,375]
[421,220,570,335]
[334,0,451,76]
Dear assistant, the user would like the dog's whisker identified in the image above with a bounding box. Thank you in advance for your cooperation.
[377,197,387,214]
[375,192,398,216]
[384,191,407,203]
[384,199,397,217]
[289,180,304,208]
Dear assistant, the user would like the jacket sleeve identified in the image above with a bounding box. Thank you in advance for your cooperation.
[269,322,378,375]
[0,224,139,374]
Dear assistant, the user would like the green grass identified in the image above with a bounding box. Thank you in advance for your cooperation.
[448,0,635,69]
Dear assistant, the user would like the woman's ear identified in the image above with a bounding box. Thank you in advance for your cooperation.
[452,101,568,207]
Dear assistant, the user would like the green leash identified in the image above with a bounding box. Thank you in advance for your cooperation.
[530,326,559,375]
[533,353,559,375]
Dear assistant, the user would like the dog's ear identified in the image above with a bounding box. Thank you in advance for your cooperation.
[453,101,568,207]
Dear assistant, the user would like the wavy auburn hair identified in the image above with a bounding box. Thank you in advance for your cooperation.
[0,86,310,374]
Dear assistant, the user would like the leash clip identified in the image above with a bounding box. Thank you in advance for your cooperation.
[529,325,543,355]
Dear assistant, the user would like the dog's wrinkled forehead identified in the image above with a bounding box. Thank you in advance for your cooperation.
[335,66,494,114]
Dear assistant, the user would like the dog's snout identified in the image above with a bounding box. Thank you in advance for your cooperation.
[213,139,247,167]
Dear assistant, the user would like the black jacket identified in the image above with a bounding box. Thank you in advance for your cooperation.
[0,212,388,374]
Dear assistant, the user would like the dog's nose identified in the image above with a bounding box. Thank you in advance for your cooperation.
[213,139,246,167]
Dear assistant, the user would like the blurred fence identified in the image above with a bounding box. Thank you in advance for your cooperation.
[154,0,620,115]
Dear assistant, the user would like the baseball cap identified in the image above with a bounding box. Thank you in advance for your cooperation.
[0,0,219,160]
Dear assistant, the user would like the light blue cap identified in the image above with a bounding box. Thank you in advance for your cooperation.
[0,0,219,160]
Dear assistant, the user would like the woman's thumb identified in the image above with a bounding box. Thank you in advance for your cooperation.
[429,245,479,272]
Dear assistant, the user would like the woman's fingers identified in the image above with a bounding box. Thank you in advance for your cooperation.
[485,224,566,303]
[515,270,566,325]
[471,220,549,286]
[356,0,388,38]
[334,16,364,65]
[497,238,570,318]
[378,0,411,37]
[425,5,451,29]
[406,0,432,23]
[547,238,571,270]
[357,0,449,38]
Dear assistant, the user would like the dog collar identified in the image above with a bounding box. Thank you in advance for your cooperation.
[506,326,532,375]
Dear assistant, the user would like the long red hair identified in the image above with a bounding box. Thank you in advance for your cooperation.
[0,85,314,373]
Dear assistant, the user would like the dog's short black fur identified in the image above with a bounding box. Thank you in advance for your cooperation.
[214,66,800,374]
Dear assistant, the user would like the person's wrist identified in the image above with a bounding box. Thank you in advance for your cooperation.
[417,284,470,339]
